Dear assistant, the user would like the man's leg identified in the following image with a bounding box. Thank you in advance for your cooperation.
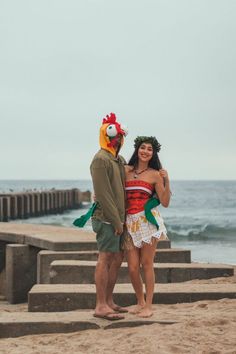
[106,251,128,311]
[94,251,124,318]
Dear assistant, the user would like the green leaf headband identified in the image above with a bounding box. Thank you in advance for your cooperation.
[134,136,161,152]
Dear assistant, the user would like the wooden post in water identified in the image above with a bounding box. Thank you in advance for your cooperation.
[43,192,50,215]
[23,194,30,219]
[10,195,18,220]
[28,193,35,217]
[2,197,11,222]
[0,188,87,222]
[16,194,24,219]
[40,193,45,215]
[34,193,41,216]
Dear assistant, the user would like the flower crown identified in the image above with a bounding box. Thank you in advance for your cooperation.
[134,136,161,152]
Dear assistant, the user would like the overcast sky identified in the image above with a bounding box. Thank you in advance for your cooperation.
[1,0,235,180]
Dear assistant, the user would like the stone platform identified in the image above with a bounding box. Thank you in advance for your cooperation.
[28,283,236,312]
[38,248,191,283]
[49,260,234,284]
[0,310,177,338]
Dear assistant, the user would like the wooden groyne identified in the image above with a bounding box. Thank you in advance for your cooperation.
[0,189,91,222]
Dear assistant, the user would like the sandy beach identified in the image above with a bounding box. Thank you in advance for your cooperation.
[0,270,236,354]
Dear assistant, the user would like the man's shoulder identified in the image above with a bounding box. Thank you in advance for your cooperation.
[90,149,110,168]
[118,155,127,165]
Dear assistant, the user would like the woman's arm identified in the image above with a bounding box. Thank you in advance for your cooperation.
[154,169,171,207]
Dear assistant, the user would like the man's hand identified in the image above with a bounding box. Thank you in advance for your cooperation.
[115,226,123,236]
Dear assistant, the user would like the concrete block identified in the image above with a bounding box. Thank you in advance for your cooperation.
[155,248,191,263]
[0,241,6,297]
[0,313,99,338]
[28,283,236,311]
[6,244,39,303]
[38,248,189,284]
[49,260,127,285]
[0,197,3,222]
[157,240,170,249]
[37,250,99,284]
[48,261,234,285]
[0,312,175,338]
[0,241,6,272]
[0,223,170,252]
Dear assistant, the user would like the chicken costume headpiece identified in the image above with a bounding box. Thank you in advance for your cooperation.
[100,113,128,156]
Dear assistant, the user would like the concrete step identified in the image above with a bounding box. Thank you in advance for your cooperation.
[28,283,236,312]
[49,261,234,284]
[38,248,191,284]
[0,311,177,339]
[0,223,170,251]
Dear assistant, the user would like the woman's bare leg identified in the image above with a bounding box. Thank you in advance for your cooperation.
[138,238,158,317]
[126,247,145,313]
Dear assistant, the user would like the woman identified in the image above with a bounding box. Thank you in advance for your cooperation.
[123,136,171,318]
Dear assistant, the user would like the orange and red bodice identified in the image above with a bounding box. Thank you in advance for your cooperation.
[125,180,154,215]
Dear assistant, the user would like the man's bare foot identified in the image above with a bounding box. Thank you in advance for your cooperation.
[95,304,116,315]
[107,300,128,313]
[137,306,153,318]
[128,304,145,314]
[93,312,124,320]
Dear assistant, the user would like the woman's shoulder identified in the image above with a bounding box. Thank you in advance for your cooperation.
[146,168,162,184]
[147,168,160,176]
[124,165,134,172]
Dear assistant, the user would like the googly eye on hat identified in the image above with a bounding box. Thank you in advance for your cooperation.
[106,124,118,137]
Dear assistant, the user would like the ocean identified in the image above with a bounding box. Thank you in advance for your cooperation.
[1,180,235,265]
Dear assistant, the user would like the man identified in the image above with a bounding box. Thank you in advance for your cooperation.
[90,112,128,320]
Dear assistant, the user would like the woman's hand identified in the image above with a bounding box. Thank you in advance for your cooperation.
[159,169,169,182]
[155,169,171,207]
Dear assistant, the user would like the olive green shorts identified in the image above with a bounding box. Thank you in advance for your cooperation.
[91,218,122,253]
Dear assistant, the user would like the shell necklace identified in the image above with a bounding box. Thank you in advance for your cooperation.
[133,167,149,179]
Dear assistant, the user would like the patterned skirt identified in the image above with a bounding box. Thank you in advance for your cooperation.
[122,207,168,250]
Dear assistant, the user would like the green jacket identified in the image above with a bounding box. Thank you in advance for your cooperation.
[90,148,126,230]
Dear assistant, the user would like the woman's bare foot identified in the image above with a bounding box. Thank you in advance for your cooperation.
[128,303,145,314]
[137,306,153,318]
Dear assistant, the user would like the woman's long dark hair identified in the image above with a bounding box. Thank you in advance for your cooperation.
[128,143,162,170]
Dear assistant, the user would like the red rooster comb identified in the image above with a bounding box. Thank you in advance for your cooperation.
[102,112,117,124]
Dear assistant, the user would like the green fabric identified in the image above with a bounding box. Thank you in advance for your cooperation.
[73,202,98,228]
[92,218,121,252]
[144,197,160,229]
